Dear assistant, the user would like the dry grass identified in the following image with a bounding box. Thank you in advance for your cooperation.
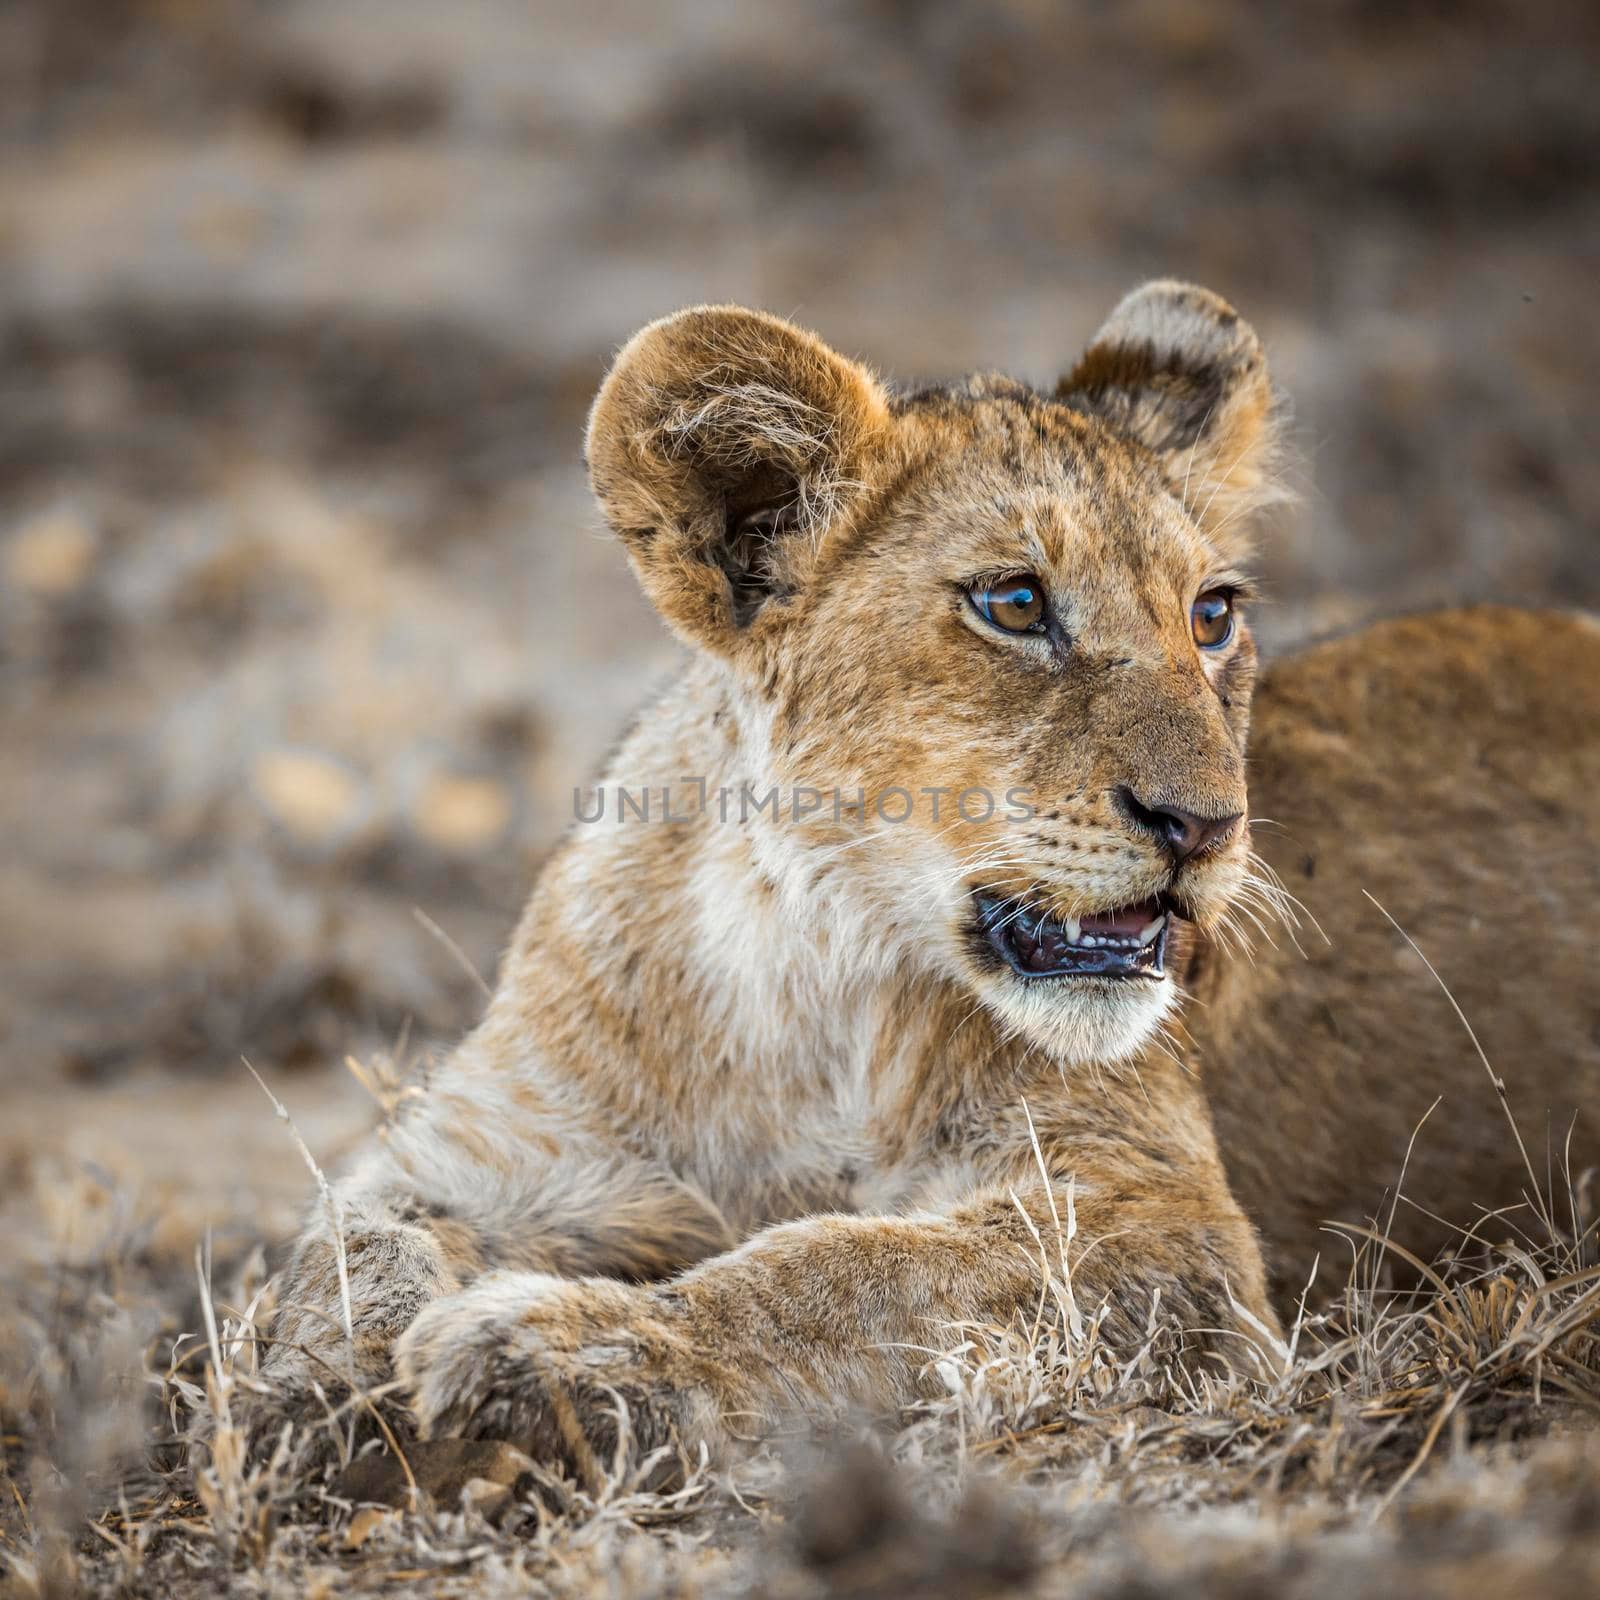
[3,1046,1597,1599]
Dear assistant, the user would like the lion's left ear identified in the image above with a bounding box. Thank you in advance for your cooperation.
[1058,280,1283,554]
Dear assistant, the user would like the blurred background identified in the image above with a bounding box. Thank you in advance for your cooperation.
[2,0,1597,1267]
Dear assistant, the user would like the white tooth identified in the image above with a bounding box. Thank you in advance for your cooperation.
[1136,914,1167,946]
[1063,917,1081,943]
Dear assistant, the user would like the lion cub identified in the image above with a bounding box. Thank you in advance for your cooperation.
[260,283,1600,1478]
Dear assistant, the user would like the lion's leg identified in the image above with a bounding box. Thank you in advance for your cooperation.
[246,1048,733,1467]
[263,1152,731,1396]
[396,1101,1278,1476]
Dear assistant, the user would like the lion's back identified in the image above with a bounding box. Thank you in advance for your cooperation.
[1195,606,1600,1302]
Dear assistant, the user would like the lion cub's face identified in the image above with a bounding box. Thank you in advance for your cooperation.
[588,282,1281,1064]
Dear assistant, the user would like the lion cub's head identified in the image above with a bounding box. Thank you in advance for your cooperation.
[586,282,1283,1064]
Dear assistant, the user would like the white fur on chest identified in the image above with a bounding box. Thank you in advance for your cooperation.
[672,821,902,1221]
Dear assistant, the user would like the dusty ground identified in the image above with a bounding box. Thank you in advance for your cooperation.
[2,1,1598,1594]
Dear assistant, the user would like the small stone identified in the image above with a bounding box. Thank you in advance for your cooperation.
[342,1505,393,1550]
[7,509,97,596]
[411,772,513,852]
[459,1476,512,1520]
[251,748,367,844]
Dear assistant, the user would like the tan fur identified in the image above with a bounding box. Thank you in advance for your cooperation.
[258,285,1600,1484]
[1195,605,1600,1304]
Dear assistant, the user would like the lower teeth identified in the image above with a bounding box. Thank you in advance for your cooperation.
[987,901,1167,970]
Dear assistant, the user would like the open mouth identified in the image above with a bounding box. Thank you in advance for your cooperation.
[975,892,1171,981]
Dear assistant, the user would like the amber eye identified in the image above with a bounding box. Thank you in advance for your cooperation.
[1191,590,1235,649]
[970,578,1046,634]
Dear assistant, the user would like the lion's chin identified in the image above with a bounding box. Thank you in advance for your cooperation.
[982,970,1178,1066]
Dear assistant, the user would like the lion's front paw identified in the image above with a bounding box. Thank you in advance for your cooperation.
[395,1272,714,1489]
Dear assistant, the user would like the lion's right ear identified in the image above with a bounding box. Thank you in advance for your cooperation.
[585,306,891,656]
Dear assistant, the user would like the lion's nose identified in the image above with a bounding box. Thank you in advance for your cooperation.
[1115,787,1242,864]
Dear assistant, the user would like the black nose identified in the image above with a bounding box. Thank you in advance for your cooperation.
[1116,787,1242,864]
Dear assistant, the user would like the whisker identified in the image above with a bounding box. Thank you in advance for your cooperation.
[1229,895,1281,951]
[1237,883,1307,959]
[1179,401,1218,515]
[1247,853,1330,945]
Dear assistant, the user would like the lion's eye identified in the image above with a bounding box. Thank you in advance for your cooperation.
[1191,590,1235,649]
[970,578,1046,634]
